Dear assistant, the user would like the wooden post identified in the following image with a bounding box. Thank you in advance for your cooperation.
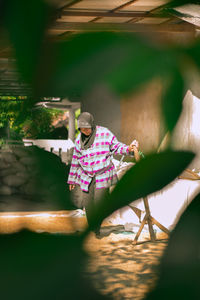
[68,108,75,142]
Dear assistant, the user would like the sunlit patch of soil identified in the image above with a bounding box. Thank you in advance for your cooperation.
[84,230,168,300]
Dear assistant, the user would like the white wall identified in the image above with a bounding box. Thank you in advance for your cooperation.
[23,139,74,164]
[171,90,200,170]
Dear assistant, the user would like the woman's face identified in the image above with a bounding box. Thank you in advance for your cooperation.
[80,128,92,136]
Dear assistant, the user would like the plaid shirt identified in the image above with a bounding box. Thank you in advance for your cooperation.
[67,126,130,191]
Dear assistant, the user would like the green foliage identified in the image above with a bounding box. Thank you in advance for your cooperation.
[75,108,81,137]
[106,38,176,95]
[23,107,68,139]
[0,100,66,139]
[3,0,53,83]
[144,192,200,300]
[1,1,200,299]
[0,230,111,300]
[0,100,24,139]
[22,108,53,139]
[186,39,200,69]
[40,32,133,98]
[0,96,27,100]
[164,0,199,9]
[161,69,185,132]
[22,146,74,209]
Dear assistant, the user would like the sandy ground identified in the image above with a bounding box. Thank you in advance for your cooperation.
[84,230,168,300]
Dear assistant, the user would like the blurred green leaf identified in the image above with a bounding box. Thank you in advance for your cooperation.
[89,150,194,229]
[186,40,200,70]
[0,230,111,300]
[33,146,74,210]
[4,0,53,83]
[164,0,199,9]
[159,0,200,16]
[106,48,176,96]
[162,69,185,132]
[42,32,134,98]
[144,192,200,300]
[40,32,176,99]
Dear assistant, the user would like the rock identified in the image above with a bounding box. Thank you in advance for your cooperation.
[20,180,41,197]
[0,167,17,177]
[1,152,17,163]
[0,195,25,204]
[0,146,74,211]
[16,172,30,181]
[0,160,11,169]
[0,195,37,211]
[19,184,31,196]
[0,185,12,195]
[3,175,27,187]
[26,167,38,176]
[12,147,31,158]
[12,162,27,172]
[19,156,36,166]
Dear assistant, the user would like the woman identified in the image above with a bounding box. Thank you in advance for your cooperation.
[68,112,139,236]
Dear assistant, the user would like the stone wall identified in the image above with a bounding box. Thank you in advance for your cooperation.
[0,146,74,212]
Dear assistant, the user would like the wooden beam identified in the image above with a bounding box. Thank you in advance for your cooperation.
[110,0,140,13]
[89,0,140,23]
[61,10,153,18]
[60,0,83,10]
[52,21,195,33]
[124,2,175,25]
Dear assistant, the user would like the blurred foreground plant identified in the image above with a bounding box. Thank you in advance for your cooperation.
[1,0,200,299]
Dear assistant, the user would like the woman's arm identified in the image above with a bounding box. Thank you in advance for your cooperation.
[67,145,80,188]
[110,133,139,156]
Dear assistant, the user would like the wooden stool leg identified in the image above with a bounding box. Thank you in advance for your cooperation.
[143,197,156,242]
[133,214,148,245]
[128,205,143,222]
[131,146,170,245]
[151,216,170,235]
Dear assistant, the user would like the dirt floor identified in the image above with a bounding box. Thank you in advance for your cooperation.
[83,230,168,300]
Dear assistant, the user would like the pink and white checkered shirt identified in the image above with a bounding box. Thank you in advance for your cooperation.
[67,126,130,192]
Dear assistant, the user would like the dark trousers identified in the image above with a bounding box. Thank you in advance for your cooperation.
[81,178,109,230]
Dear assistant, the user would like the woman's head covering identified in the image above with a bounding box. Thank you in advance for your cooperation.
[77,112,95,129]
[77,112,96,150]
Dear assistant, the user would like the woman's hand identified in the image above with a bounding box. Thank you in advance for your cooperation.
[69,184,76,191]
[128,140,140,162]
[128,139,139,152]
